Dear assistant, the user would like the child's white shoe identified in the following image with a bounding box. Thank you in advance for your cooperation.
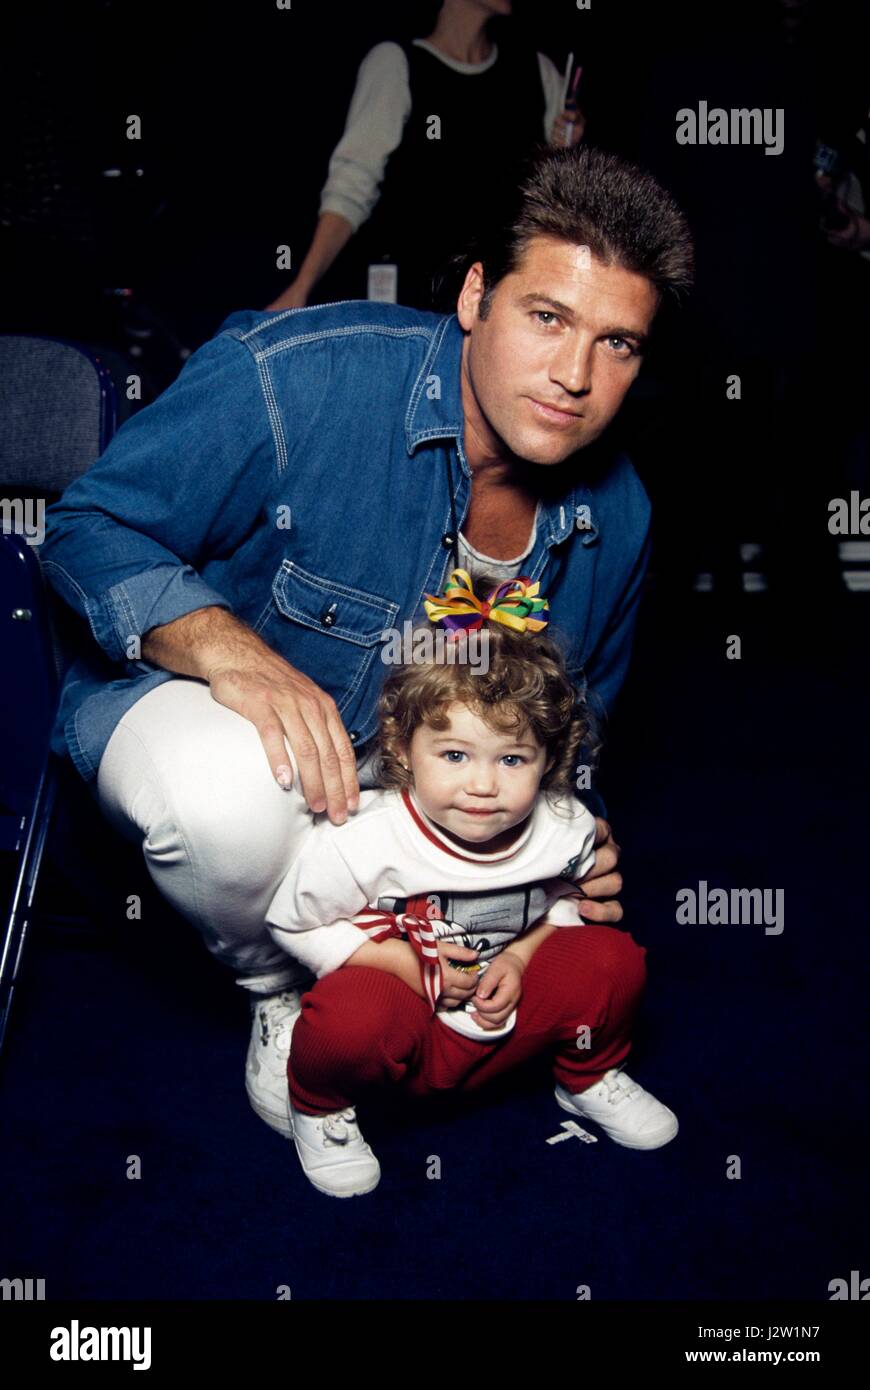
[555,1067,679,1149]
[290,1102,381,1197]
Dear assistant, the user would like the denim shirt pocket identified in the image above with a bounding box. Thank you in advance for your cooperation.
[254,559,399,716]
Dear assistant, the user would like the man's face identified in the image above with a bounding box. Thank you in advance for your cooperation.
[457,235,660,466]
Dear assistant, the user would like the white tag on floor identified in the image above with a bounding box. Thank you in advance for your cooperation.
[546,1120,598,1145]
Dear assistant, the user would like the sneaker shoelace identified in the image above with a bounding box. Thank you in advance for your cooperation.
[258,991,299,1049]
[601,1070,642,1106]
[321,1108,359,1145]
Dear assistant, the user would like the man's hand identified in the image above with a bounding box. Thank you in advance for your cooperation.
[141,605,359,824]
[573,817,623,923]
[436,941,482,1008]
[207,647,359,824]
[469,953,524,1030]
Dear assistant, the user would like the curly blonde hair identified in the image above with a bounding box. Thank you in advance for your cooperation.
[372,590,601,805]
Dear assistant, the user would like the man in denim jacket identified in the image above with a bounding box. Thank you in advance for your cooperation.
[39,146,692,1136]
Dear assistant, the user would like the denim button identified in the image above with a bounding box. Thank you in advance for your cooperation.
[442,532,456,548]
[349,730,359,744]
[320,605,337,626]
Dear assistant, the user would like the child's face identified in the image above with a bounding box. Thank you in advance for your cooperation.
[400,702,554,850]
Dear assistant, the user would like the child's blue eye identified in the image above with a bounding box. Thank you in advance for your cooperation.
[440,750,526,766]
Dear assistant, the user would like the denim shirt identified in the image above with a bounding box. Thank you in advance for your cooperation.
[39,300,652,817]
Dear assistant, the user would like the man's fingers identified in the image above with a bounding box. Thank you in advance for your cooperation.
[582,843,619,880]
[575,897,623,924]
[575,842,619,888]
[574,817,624,920]
[256,716,300,791]
[576,869,622,901]
[296,697,351,821]
[323,704,361,809]
[270,710,327,812]
[209,664,355,819]
[576,819,620,884]
[593,816,611,843]
[593,817,620,854]
[572,819,624,918]
[282,698,353,824]
[274,703,349,823]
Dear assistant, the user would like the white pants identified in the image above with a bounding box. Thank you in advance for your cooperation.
[95,677,326,995]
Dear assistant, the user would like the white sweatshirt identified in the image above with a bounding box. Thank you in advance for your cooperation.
[265,784,597,1040]
[319,40,567,233]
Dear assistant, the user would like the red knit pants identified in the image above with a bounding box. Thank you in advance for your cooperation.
[288,926,647,1116]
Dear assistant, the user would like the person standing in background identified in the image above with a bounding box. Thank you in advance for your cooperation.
[267,0,585,312]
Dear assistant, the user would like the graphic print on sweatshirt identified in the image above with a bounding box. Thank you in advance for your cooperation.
[558,851,588,880]
[375,886,550,959]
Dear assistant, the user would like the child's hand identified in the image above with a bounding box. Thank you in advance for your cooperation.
[436,941,481,1009]
[468,953,524,1030]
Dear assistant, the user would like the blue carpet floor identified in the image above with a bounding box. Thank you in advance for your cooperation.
[1,587,867,1300]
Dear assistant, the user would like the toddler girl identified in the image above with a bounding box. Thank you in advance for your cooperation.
[264,569,677,1197]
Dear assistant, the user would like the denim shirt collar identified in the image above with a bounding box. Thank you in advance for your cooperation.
[404,312,597,551]
[404,312,465,455]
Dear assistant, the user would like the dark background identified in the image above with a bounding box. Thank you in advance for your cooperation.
[1,0,868,1302]
[3,0,868,588]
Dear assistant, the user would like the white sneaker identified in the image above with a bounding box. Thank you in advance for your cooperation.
[245,990,301,1137]
[555,1067,679,1150]
[290,1102,381,1198]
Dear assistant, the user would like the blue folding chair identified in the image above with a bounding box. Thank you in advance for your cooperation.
[0,334,131,1057]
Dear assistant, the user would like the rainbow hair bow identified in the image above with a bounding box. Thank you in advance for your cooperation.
[422,568,549,636]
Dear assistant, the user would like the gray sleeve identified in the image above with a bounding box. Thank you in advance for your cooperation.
[318,42,412,232]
